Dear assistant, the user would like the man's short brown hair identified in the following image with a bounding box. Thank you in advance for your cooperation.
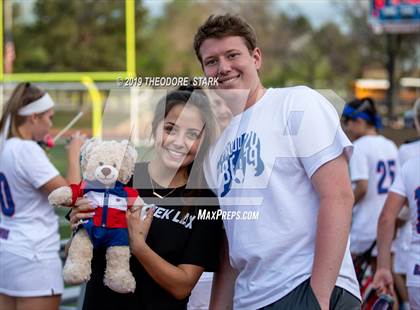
[193,14,257,64]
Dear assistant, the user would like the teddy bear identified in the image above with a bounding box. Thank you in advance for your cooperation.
[49,138,147,294]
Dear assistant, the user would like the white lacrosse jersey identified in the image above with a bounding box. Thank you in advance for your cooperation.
[0,138,60,260]
[390,156,420,288]
[349,135,398,254]
[399,139,420,165]
[204,86,360,310]
[394,140,420,256]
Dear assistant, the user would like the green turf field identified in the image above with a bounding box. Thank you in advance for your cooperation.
[53,111,92,129]
[48,145,72,239]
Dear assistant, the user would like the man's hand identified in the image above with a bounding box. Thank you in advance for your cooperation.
[310,282,330,310]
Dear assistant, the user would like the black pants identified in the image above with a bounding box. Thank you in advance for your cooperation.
[259,279,361,310]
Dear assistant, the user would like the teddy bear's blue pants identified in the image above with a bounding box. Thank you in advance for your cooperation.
[80,219,129,248]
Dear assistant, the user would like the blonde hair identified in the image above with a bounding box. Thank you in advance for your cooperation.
[0,83,45,139]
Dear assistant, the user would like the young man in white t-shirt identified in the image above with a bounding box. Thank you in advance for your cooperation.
[193,14,361,310]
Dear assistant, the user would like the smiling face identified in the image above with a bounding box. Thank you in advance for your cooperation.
[200,36,262,91]
[153,104,205,171]
[199,36,263,114]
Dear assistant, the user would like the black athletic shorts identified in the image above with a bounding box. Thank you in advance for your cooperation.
[259,278,361,310]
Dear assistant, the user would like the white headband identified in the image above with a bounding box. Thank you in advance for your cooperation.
[18,93,55,116]
[0,93,54,156]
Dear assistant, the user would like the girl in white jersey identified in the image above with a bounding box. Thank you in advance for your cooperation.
[0,83,85,310]
[374,98,420,310]
[390,126,420,309]
[342,97,398,257]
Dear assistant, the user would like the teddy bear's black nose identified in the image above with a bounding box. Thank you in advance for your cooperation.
[102,167,111,176]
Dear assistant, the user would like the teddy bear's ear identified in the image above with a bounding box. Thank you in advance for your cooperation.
[80,138,101,170]
[121,140,138,163]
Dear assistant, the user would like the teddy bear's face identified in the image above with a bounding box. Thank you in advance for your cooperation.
[81,139,137,186]
[92,153,120,186]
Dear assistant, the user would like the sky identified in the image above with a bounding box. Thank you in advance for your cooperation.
[13,0,360,32]
[276,0,346,28]
[143,0,358,30]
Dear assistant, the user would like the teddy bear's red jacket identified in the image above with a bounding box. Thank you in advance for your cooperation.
[70,181,138,228]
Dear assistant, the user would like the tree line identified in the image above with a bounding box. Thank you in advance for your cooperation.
[9,0,419,95]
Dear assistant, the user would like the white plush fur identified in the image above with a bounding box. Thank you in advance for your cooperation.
[48,186,73,206]
[48,138,138,293]
[104,246,136,293]
[63,229,93,284]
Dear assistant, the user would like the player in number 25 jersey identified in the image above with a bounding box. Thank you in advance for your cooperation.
[342,97,398,256]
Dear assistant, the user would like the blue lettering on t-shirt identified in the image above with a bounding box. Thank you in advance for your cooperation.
[217,131,264,197]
